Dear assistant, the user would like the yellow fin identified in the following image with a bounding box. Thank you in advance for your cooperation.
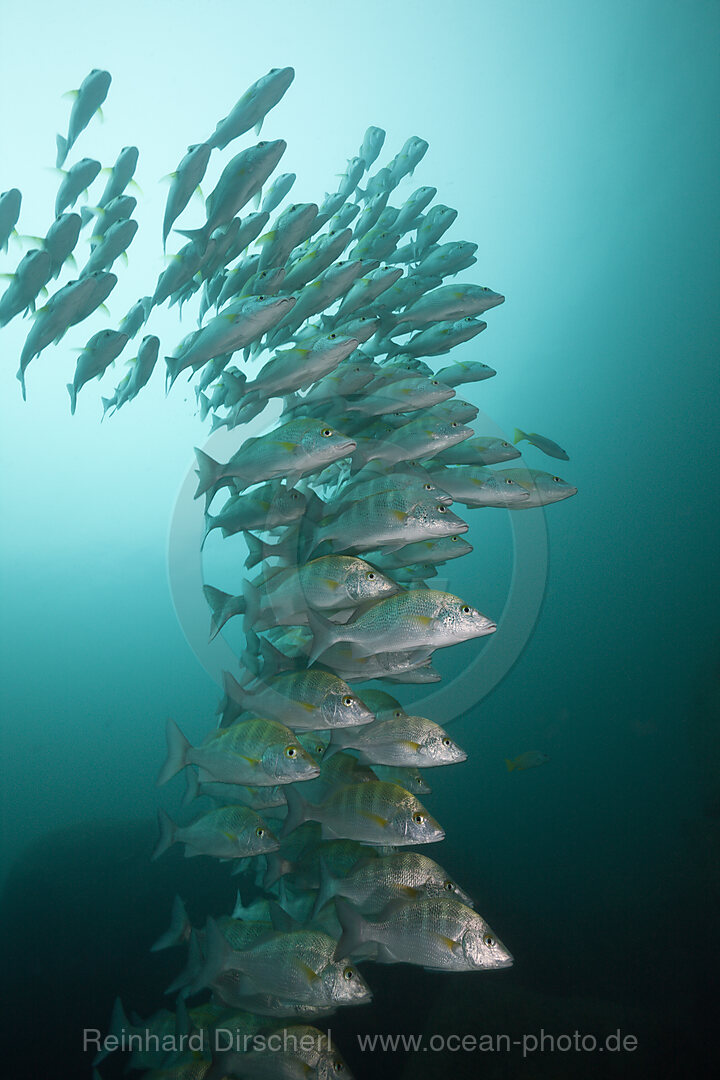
[359,810,389,828]
[414,615,433,626]
[391,509,407,522]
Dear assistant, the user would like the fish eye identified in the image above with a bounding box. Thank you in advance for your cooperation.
[450,422,458,427]
[502,441,510,447]
[450,536,459,542]
[483,933,496,948]
[553,476,561,482]
[329,333,337,339]
[444,879,454,891]
[343,966,355,980]
[256,826,265,838]
[365,571,376,580]
[423,483,432,490]
[413,812,425,825]
[291,491,300,499]
[289,204,297,211]
[285,745,298,758]
[394,709,403,718]
[258,141,267,147]
[316,744,325,755]
[258,294,266,300]
[461,605,471,614]
[342,695,354,706]
[333,1064,344,1074]
[437,505,447,513]
[321,428,334,437]
[505,478,513,485]
[442,737,451,747]
[431,380,439,385]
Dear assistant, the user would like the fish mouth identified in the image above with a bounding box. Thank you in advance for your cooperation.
[337,440,358,453]
[479,621,497,636]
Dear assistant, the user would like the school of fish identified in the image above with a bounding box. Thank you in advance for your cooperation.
[2,65,578,1079]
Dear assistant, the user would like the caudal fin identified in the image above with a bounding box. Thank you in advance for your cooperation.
[312,856,338,919]
[306,608,338,665]
[281,784,311,837]
[513,428,526,445]
[157,718,191,786]
[504,758,516,772]
[92,996,130,1064]
[333,897,370,960]
[174,225,209,253]
[203,584,245,639]
[152,808,177,861]
[56,134,68,169]
[67,382,77,415]
[186,917,237,996]
[151,894,191,951]
[193,447,223,499]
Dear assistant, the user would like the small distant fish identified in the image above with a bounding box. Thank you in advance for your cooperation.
[505,751,550,772]
[260,171,296,213]
[207,67,295,149]
[0,189,22,254]
[162,142,212,250]
[56,69,111,168]
[494,468,578,507]
[358,126,386,169]
[67,328,128,414]
[55,157,102,218]
[513,428,570,461]
[82,145,139,227]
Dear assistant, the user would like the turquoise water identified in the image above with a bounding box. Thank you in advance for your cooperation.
[0,1,717,1076]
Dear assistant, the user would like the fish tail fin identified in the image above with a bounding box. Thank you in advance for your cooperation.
[198,392,211,421]
[100,396,115,418]
[152,808,177,860]
[187,917,234,994]
[281,784,311,837]
[193,447,222,499]
[166,929,204,996]
[92,996,129,1064]
[157,718,191,785]
[165,356,184,393]
[222,669,250,715]
[66,383,77,415]
[200,512,214,550]
[312,856,338,918]
[306,607,337,665]
[203,584,245,639]
[322,729,348,760]
[334,897,370,960]
[513,428,526,445]
[505,758,516,772]
[151,894,191,952]
[80,205,95,228]
[263,852,293,890]
[182,768,201,806]
[240,578,260,625]
[243,531,265,570]
[175,226,209,252]
[240,625,261,675]
[55,134,68,169]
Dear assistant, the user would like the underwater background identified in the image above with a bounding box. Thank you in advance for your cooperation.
[0,0,718,1076]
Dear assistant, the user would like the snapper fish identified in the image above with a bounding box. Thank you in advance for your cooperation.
[306,588,496,664]
[202,483,306,545]
[220,669,375,732]
[505,750,550,772]
[193,417,357,500]
[283,780,444,846]
[35,213,82,280]
[162,142,213,250]
[334,896,513,971]
[152,804,279,861]
[0,249,53,325]
[0,188,22,254]
[195,918,371,1008]
[208,67,295,149]
[261,171,296,213]
[102,333,159,416]
[513,427,570,460]
[313,852,473,917]
[433,434,520,467]
[56,69,111,167]
[325,713,467,768]
[493,467,578,507]
[157,716,320,788]
[66,328,128,414]
[55,157,102,218]
[82,145,139,227]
